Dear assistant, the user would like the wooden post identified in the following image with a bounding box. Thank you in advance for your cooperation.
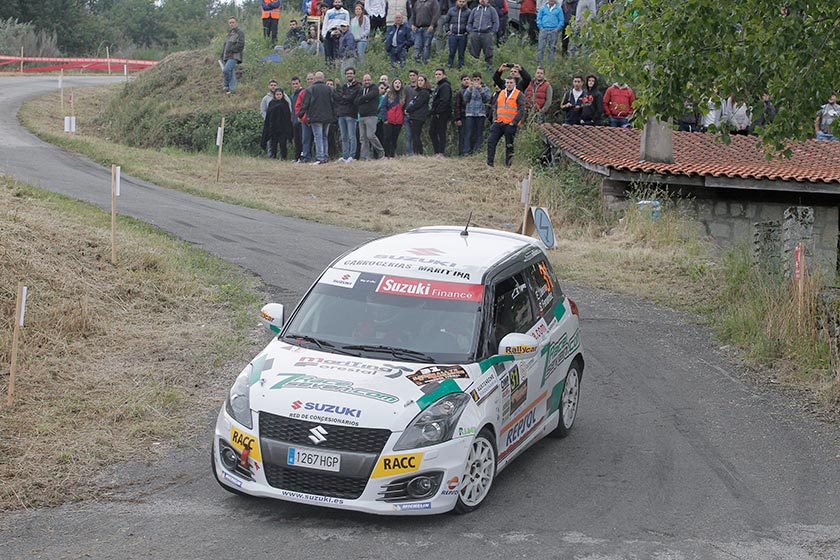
[215,117,225,182]
[520,169,533,235]
[111,165,118,264]
[7,282,26,406]
[106,46,112,74]
[59,69,64,114]
[796,243,805,321]
[19,46,24,73]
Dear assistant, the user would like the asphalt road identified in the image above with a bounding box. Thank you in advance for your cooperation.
[1,76,839,560]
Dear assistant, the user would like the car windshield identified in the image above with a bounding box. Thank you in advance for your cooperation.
[283,270,483,363]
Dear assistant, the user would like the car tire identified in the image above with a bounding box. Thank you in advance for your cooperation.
[453,428,497,514]
[210,443,248,497]
[548,361,581,439]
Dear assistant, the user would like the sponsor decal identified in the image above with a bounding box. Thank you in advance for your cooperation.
[510,378,528,413]
[341,258,413,270]
[504,344,537,355]
[269,373,399,404]
[376,276,484,302]
[407,365,469,386]
[291,400,362,418]
[318,268,361,289]
[416,265,471,281]
[470,374,498,405]
[508,366,521,391]
[294,356,411,376]
[230,427,262,462]
[222,471,243,488]
[539,329,581,388]
[407,248,446,256]
[527,318,549,340]
[371,453,423,478]
[447,476,460,490]
[538,262,554,293]
[457,426,477,437]
[416,378,462,411]
[500,393,547,459]
[393,502,432,511]
[279,489,344,505]
[374,252,457,267]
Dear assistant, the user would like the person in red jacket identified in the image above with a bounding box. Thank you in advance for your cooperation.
[519,0,537,45]
[379,77,407,157]
[603,82,635,127]
[524,66,553,123]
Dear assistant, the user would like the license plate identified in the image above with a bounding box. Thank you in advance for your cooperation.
[287,446,341,472]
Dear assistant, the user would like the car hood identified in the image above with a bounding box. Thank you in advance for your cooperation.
[246,338,484,429]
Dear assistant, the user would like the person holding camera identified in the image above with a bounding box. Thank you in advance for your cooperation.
[492,62,531,92]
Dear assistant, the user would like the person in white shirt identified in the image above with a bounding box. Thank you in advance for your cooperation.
[365,0,387,35]
[322,0,351,62]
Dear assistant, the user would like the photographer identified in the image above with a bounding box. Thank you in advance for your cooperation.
[492,62,531,93]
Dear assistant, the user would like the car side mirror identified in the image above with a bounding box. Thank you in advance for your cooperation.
[497,332,539,360]
[260,303,284,334]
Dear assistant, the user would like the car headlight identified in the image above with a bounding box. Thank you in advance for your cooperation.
[225,365,253,429]
[394,393,471,451]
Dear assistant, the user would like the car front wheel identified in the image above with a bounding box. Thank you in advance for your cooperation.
[548,362,581,439]
[454,428,497,514]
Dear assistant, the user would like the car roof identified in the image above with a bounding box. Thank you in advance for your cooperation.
[333,226,546,284]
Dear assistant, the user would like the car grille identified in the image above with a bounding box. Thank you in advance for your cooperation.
[259,412,391,453]
[264,463,369,499]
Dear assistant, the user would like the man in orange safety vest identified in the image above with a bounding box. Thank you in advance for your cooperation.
[262,0,281,44]
[486,76,525,167]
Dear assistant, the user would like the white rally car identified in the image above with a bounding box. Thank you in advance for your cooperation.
[212,226,584,515]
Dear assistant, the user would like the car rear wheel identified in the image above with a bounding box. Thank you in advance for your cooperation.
[454,428,497,514]
[548,362,581,439]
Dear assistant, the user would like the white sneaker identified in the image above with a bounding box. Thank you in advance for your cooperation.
[310,160,322,165]
[338,157,347,163]
[345,157,354,163]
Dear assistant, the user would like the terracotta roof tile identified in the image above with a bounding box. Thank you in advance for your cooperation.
[540,124,840,185]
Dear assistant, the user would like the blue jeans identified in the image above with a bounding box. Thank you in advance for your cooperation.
[537,29,559,64]
[463,116,485,155]
[301,123,313,161]
[356,39,367,61]
[311,122,328,162]
[816,131,838,141]
[447,34,467,68]
[413,27,432,62]
[338,116,358,160]
[388,47,407,68]
[609,116,630,127]
[222,59,237,92]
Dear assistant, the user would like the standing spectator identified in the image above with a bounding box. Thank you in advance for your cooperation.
[261,0,281,45]
[519,0,537,45]
[221,17,245,94]
[560,75,585,124]
[525,66,553,123]
[751,93,776,132]
[579,74,602,125]
[337,23,357,73]
[385,12,413,68]
[261,88,292,159]
[412,0,440,65]
[815,92,840,141]
[701,93,721,132]
[351,4,371,62]
[298,71,335,165]
[356,74,387,159]
[575,0,596,23]
[376,81,388,149]
[536,0,563,64]
[430,68,453,157]
[365,0,387,35]
[467,0,499,72]
[405,74,432,155]
[326,78,340,159]
[603,82,635,127]
[486,76,525,167]
[296,73,316,162]
[452,73,470,155]
[721,95,751,135]
[386,0,412,26]
[336,67,362,163]
[304,24,321,55]
[285,20,308,49]
[260,80,280,119]
[404,69,420,154]
[561,0,577,56]
[323,0,351,63]
[463,71,491,155]
[678,98,701,132]
[290,76,305,162]
[379,75,390,88]
[380,77,407,157]
[493,0,508,46]
[493,63,531,92]
[444,0,471,70]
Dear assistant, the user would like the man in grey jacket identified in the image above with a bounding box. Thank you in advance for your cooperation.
[412,0,439,64]
[221,17,245,94]
[467,0,498,72]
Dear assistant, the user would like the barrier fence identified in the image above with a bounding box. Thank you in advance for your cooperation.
[0,55,158,73]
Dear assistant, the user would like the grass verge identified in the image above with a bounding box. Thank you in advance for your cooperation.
[0,176,265,510]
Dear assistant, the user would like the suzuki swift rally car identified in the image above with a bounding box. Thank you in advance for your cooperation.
[212,226,584,515]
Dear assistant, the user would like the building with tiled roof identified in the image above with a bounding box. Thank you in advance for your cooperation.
[540,124,840,274]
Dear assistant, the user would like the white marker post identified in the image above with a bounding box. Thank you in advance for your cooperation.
[520,168,533,235]
[7,282,27,406]
[111,165,120,264]
[794,243,805,322]
[19,46,23,73]
[59,69,64,114]
[106,46,111,74]
[215,117,225,182]
[124,64,128,81]
[65,89,76,134]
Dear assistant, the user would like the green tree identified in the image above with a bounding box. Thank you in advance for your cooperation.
[584,1,840,150]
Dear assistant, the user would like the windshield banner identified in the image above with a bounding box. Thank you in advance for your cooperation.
[375,275,484,302]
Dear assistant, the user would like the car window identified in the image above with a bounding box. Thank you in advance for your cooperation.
[524,259,561,318]
[489,271,534,350]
